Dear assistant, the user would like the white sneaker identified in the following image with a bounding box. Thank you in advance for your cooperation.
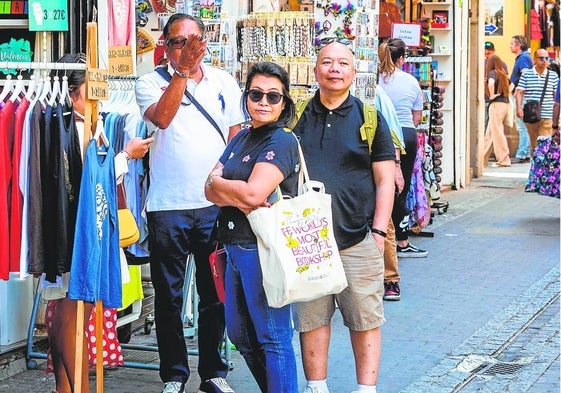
[198,377,235,392]
[162,381,185,393]
[303,385,329,393]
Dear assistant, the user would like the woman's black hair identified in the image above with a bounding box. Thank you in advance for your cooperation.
[50,53,86,92]
[163,14,205,41]
[242,61,296,129]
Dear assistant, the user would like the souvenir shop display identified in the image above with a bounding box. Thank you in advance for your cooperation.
[315,0,380,102]
[0,0,466,389]
[401,53,449,231]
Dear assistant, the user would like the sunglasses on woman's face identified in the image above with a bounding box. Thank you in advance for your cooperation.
[247,90,284,105]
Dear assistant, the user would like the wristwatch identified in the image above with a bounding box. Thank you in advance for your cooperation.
[174,69,190,78]
[121,149,131,163]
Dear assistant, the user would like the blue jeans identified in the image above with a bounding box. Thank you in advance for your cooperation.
[224,243,298,393]
[511,96,530,158]
[147,206,228,384]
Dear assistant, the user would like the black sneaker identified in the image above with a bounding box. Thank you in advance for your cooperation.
[198,377,235,393]
[383,282,401,301]
[162,381,185,393]
[397,243,428,258]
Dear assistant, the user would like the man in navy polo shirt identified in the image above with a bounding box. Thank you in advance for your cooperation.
[292,38,396,393]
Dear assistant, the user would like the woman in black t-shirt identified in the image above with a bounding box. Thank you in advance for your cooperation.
[204,61,299,393]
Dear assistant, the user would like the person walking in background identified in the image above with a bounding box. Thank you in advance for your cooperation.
[515,49,559,156]
[378,38,428,260]
[484,41,509,129]
[292,38,396,393]
[205,61,299,393]
[484,41,508,73]
[135,14,245,393]
[374,84,405,301]
[509,35,534,163]
[483,54,512,167]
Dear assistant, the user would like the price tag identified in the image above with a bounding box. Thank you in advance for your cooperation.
[108,46,134,76]
[86,68,109,100]
[28,0,69,32]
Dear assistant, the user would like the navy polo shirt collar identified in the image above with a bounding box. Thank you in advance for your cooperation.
[311,91,354,117]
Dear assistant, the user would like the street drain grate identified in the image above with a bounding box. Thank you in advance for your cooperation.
[481,363,525,375]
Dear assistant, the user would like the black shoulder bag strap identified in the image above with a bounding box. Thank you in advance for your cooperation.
[155,66,226,145]
[539,70,550,105]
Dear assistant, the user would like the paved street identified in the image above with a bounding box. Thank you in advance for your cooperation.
[0,163,559,393]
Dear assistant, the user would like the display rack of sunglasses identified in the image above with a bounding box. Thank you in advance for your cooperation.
[400,56,450,235]
[428,70,449,217]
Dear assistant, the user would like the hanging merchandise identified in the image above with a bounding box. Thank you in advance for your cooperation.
[314,0,380,101]
[236,11,316,102]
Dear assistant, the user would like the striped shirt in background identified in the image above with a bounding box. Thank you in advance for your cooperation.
[517,68,560,119]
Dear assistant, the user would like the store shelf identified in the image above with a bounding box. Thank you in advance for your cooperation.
[429,52,451,57]
[431,27,452,31]
[420,1,452,5]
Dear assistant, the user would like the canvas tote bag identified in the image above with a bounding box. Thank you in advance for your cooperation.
[246,136,348,308]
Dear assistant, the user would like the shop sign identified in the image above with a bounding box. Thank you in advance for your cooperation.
[484,0,504,36]
[28,0,68,31]
[0,37,33,75]
[86,68,109,100]
[108,46,134,76]
[391,23,422,47]
[0,1,28,20]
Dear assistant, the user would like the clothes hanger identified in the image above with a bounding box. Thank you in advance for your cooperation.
[24,74,37,101]
[48,75,61,106]
[92,115,109,155]
[0,74,14,102]
[38,74,52,106]
[60,75,74,115]
[9,73,25,103]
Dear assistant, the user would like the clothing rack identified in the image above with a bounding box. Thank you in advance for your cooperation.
[0,61,86,71]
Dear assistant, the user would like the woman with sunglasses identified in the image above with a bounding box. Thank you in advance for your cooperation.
[205,61,299,393]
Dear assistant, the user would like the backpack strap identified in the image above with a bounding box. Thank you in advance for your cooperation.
[296,98,377,153]
[295,97,312,121]
[360,103,377,153]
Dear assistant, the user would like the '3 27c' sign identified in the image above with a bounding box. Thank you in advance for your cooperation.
[28,0,68,31]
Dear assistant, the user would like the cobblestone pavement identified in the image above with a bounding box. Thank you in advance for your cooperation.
[0,163,559,393]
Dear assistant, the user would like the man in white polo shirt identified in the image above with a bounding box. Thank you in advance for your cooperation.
[515,48,559,157]
[135,13,245,393]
